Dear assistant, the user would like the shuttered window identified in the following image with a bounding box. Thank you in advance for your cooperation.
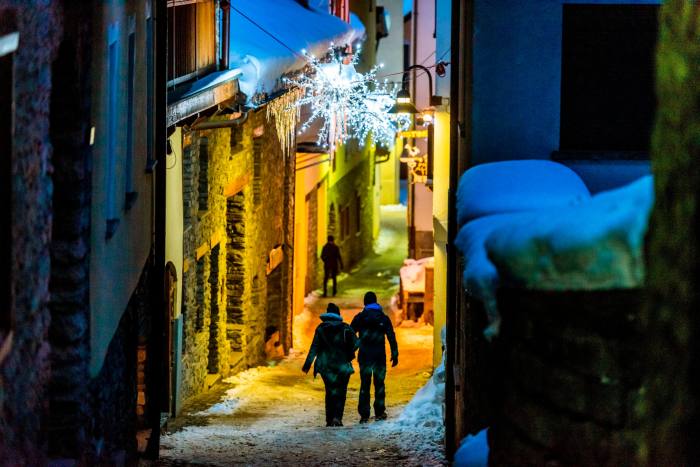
[167,0,216,86]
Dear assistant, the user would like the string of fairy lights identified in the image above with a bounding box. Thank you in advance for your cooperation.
[235,5,446,156]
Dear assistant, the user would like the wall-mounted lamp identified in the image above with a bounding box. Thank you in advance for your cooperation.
[388,88,419,115]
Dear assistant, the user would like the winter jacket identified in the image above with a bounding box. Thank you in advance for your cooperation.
[302,313,358,377]
[350,303,399,366]
[320,242,343,272]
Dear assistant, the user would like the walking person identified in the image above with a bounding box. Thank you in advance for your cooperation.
[351,291,399,423]
[302,303,358,427]
[320,235,343,297]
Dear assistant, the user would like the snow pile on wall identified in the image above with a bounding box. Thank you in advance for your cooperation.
[486,175,654,291]
[456,160,590,225]
[454,429,489,467]
[454,212,532,330]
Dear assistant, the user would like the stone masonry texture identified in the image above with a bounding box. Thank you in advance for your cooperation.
[179,109,294,403]
[1,1,62,463]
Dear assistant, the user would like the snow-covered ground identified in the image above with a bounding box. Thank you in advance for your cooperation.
[155,206,446,466]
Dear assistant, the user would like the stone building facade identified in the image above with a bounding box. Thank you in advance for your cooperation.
[1,0,164,464]
[173,109,294,403]
[1,1,62,462]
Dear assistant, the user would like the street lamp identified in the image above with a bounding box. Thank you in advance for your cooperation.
[388,63,445,115]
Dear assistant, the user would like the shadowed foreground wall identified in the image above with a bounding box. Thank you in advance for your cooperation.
[643,1,700,465]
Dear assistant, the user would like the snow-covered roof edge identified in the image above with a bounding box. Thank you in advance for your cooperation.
[230,0,366,105]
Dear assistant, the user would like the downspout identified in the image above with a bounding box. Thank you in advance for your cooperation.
[220,1,230,70]
[146,0,168,458]
[189,109,249,130]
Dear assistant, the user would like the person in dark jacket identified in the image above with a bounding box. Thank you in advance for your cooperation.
[350,291,399,423]
[320,235,343,297]
[302,303,358,427]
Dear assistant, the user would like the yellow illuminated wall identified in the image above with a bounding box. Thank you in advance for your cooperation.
[432,107,450,367]
[379,141,401,205]
[293,152,330,345]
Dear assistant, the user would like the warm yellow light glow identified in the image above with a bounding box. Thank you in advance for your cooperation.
[397,96,411,104]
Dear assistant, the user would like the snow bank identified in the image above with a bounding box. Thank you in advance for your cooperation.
[395,356,445,430]
[195,367,277,416]
[456,160,590,226]
[454,429,489,467]
[486,175,654,291]
[231,0,365,102]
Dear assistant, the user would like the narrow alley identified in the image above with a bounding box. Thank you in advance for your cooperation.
[155,207,446,466]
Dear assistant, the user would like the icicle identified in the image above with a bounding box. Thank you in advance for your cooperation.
[266,88,303,160]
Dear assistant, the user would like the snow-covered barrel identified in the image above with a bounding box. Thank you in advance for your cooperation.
[483,176,654,465]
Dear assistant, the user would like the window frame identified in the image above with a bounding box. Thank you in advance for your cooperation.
[167,0,218,88]
[1,27,18,364]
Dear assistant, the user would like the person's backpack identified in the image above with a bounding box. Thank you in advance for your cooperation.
[343,326,358,362]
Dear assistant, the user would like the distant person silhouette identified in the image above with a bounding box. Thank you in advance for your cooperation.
[302,303,358,427]
[320,235,343,297]
[351,291,399,423]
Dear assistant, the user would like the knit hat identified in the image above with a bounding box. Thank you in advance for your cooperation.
[326,303,340,315]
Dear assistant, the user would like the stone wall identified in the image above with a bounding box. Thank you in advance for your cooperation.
[178,109,294,402]
[0,1,61,463]
[46,1,93,459]
[85,258,152,465]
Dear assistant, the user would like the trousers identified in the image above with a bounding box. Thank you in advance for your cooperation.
[323,268,338,296]
[358,364,386,418]
[321,372,350,424]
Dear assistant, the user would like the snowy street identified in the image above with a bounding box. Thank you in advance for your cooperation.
[152,207,446,466]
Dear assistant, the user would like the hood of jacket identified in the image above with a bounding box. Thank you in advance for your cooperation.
[320,312,343,322]
[360,303,384,321]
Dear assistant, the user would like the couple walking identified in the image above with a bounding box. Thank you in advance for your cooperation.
[302,291,399,427]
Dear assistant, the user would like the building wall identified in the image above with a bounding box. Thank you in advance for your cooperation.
[432,108,450,367]
[293,152,330,325]
[471,0,662,168]
[328,141,377,269]
[178,110,294,403]
[0,1,61,462]
[89,0,154,377]
[376,0,404,214]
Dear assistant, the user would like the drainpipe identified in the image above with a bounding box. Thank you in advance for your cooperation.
[145,0,168,458]
[189,109,249,130]
[220,1,230,70]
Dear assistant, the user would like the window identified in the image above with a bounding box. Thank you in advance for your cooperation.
[1,27,17,362]
[105,23,120,239]
[198,137,209,212]
[560,4,658,154]
[339,205,350,240]
[124,19,137,210]
[167,0,216,86]
[195,255,206,332]
[354,192,361,234]
[253,136,263,205]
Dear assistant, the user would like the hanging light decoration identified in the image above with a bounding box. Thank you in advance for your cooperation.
[283,47,409,149]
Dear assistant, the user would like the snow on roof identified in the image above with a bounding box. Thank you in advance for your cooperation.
[230,0,366,103]
[485,175,655,292]
[457,160,591,226]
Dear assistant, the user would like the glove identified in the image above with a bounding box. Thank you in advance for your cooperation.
[391,356,398,367]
